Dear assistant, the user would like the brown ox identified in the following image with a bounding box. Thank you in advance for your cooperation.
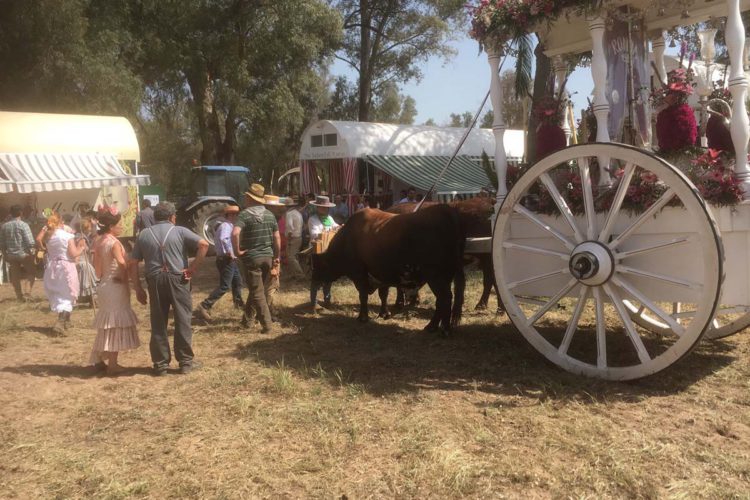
[388,197,501,311]
[311,205,465,332]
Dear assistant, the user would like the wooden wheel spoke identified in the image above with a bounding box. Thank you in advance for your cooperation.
[539,172,584,242]
[604,283,652,364]
[609,188,676,250]
[558,285,590,356]
[593,287,607,369]
[598,162,635,243]
[618,265,702,291]
[507,268,568,289]
[577,157,597,240]
[502,241,569,260]
[514,205,576,250]
[527,279,579,326]
[613,276,685,336]
[615,236,690,260]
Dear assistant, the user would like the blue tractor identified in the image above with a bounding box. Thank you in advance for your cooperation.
[177,165,253,246]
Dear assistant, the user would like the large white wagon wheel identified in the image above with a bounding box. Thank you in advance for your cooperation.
[624,301,750,340]
[493,143,723,381]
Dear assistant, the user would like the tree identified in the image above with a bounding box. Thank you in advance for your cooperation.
[134,0,342,166]
[399,96,417,124]
[423,118,437,126]
[326,78,417,124]
[333,0,465,121]
[0,0,142,117]
[449,111,473,128]
[323,75,359,121]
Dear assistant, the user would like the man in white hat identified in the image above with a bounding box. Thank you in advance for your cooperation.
[308,195,338,312]
[232,183,279,333]
[196,204,244,321]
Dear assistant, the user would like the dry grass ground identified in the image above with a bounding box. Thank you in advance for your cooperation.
[1,259,750,499]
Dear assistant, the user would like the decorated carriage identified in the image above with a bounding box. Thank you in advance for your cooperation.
[469,0,750,380]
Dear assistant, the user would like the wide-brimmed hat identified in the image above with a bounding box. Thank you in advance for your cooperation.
[244,183,266,204]
[284,196,298,206]
[264,195,282,206]
[223,205,240,215]
[311,195,335,208]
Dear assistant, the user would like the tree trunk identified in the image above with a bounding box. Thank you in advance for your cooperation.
[187,69,219,165]
[526,39,552,164]
[358,0,371,122]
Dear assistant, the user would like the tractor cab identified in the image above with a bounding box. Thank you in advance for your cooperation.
[178,165,254,245]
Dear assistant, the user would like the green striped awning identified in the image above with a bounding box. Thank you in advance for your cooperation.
[365,155,491,195]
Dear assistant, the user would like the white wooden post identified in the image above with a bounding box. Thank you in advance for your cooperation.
[553,55,571,145]
[697,29,718,149]
[589,16,612,186]
[487,45,507,211]
[651,30,667,86]
[726,0,750,197]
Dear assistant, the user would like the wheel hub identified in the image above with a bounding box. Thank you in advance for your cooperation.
[569,241,614,286]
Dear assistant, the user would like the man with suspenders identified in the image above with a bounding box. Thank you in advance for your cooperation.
[129,202,209,376]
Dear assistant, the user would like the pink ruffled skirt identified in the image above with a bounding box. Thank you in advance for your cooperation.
[88,279,140,364]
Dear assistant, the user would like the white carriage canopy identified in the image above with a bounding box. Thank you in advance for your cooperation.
[0,111,149,193]
[297,120,525,205]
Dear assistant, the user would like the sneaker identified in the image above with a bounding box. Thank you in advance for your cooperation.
[93,361,107,372]
[153,367,168,377]
[233,300,244,310]
[179,360,203,375]
[322,300,333,309]
[195,304,212,321]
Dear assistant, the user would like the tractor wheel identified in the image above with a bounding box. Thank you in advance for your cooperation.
[192,202,229,249]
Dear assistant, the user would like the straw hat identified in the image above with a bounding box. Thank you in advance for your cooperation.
[223,205,240,215]
[311,195,335,208]
[263,195,282,206]
[244,183,266,204]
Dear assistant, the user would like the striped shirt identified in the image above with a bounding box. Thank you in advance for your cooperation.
[235,208,278,261]
[0,218,35,257]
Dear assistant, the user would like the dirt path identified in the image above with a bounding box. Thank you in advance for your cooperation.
[1,261,750,498]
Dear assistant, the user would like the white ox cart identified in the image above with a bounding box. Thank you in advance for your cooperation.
[470,0,750,380]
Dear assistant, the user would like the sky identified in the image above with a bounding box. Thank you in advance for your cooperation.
[331,35,595,127]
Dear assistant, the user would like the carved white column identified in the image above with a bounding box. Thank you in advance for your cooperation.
[651,30,667,86]
[487,45,507,211]
[697,29,718,148]
[726,0,750,197]
[553,55,571,145]
[589,16,612,186]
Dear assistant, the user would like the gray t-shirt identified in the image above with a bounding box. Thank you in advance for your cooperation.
[131,221,203,278]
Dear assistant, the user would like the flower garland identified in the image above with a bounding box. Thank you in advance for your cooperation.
[504,150,743,216]
[468,0,603,49]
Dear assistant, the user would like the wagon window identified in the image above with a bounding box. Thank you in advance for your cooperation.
[324,133,337,146]
[311,134,323,147]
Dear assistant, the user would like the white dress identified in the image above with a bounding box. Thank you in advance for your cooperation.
[43,229,79,313]
[88,235,140,364]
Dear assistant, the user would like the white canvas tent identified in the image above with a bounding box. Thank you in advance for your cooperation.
[296,120,524,206]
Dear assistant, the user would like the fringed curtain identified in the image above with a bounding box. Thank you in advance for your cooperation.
[300,160,320,195]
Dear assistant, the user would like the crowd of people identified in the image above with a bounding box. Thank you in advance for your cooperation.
[0,183,376,377]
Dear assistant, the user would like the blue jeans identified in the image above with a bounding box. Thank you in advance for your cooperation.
[310,280,332,306]
[202,256,243,309]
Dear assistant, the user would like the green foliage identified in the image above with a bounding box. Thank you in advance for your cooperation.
[480,151,498,190]
[449,112,474,128]
[334,0,465,121]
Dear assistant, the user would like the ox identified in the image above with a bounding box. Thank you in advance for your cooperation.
[311,205,465,332]
[388,197,501,311]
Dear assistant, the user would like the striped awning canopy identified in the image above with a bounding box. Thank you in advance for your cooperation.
[0,153,150,193]
[365,155,491,195]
